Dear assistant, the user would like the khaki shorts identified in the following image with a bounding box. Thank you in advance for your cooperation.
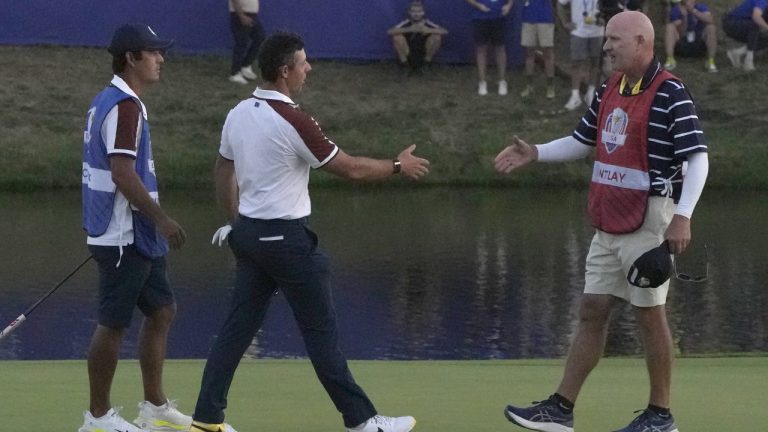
[521,23,555,48]
[584,197,676,307]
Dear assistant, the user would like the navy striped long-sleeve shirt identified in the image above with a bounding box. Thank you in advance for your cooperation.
[574,61,708,200]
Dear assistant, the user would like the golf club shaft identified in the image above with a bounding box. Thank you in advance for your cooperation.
[0,255,92,341]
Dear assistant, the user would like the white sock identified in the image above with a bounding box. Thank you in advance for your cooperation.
[571,89,579,98]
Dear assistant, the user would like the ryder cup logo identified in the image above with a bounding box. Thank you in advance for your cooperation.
[601,108,629,153]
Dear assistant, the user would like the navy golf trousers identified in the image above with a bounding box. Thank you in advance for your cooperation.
[193,216,377,427]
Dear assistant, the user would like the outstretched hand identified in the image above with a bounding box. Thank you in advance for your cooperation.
[398,144,431,180]
[494,136,538,174]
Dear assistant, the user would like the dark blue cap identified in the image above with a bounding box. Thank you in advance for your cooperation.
[627,241,672,288]
[108,23,173,56]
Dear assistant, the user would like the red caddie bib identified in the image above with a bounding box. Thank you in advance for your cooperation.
[587,69,677,234]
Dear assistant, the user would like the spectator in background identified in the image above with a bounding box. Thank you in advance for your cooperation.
[519,0,557,99]
[466,0,514,96]
[557,0,604,111]
[388,0,448,75]
[228,0,265,84]
[723,0,768,71]
[663,0,718,73]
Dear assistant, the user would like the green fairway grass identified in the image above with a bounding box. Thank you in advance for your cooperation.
[2,357,766,431]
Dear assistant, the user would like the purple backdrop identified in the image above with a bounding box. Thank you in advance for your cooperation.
[0,0,523,64]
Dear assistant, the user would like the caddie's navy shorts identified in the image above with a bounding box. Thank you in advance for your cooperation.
[88,244,175,328]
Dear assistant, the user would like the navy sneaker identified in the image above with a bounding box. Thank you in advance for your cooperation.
[613,409,679,432]
[504,396,574,432]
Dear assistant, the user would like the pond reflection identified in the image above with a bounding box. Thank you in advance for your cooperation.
[0,187,766,360]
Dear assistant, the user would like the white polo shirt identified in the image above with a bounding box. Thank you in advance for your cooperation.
[219,88,338,220]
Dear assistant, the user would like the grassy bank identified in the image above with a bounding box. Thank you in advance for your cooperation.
[2,358,766,430]
[2,39,767,191]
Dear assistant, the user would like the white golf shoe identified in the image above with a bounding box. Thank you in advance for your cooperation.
[79,407,144,432]
[347,415,416,432]
[134,400,192,431]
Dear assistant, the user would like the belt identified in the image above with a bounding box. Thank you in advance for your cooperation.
[238,215,308,225]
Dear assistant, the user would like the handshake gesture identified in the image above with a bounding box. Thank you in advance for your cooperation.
[494,136,538,174]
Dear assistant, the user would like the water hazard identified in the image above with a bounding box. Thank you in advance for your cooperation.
[0,187,766,360]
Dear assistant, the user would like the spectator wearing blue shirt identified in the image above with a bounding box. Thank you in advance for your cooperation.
[520,0,557,99]
[466,0,514,96]
[663,0,718,72]
[723,0,768,71]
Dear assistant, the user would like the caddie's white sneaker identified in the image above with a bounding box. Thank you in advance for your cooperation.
[134,400,192,431]
[347,415,416,432]
[189,420,238,432]
[564,92,582,111]
[228,72,248,84]
[79,407,144,432]
[240,66,257,80]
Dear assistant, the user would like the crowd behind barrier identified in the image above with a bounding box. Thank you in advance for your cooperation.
[0,0,524,65]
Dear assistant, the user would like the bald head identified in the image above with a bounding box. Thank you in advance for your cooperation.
[608,11,655,44]
[603,11,656,79]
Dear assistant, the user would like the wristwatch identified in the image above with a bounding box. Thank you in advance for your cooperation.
[393,159,402,174]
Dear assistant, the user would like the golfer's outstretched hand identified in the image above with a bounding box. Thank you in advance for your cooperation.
[494,136,538,174]
[398,144,430,180]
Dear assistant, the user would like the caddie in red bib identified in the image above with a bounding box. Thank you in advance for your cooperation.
[587,68,679,234]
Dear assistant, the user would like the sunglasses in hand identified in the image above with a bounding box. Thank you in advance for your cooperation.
[673,244,708,283]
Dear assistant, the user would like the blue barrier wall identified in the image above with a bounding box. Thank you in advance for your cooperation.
[0,0,523,65]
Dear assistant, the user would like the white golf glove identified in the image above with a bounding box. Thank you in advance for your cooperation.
[211,224,232,247]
